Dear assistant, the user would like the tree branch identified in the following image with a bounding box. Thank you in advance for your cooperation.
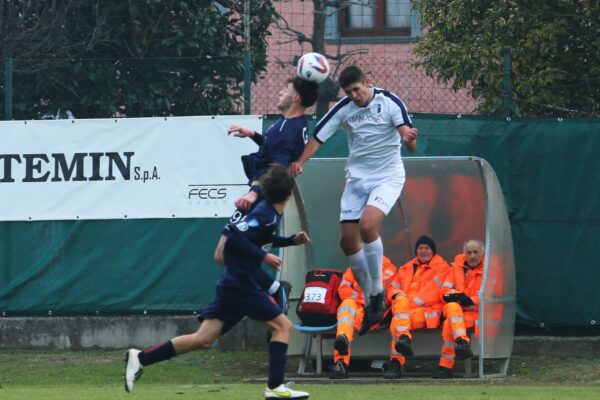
[276,17,314,46]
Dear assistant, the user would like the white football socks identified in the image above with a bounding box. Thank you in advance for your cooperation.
[347,249,372,304]
[363,237,384,295]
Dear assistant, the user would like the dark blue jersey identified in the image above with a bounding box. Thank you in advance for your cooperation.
[219,199,295,289]
[227,191,276,292]
[241,115,308,182]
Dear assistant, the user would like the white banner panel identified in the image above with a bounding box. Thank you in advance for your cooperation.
[0,116,262,220]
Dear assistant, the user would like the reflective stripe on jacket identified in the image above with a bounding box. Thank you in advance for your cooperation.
[338,256,398,306]
[387,254,450,309]
[440,254,485,311]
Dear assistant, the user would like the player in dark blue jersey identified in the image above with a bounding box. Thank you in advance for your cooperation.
[227,76,319,211]
[124,165,311,399]
[215,77,319,301]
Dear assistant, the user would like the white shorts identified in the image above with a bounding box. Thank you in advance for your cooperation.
[339,175,405,221]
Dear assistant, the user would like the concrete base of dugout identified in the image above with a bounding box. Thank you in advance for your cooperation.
[0,315,268,351]
[1,316,599,358]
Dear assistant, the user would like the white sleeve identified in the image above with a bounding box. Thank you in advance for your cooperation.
[386,93,412,127]
[313,98,349,143]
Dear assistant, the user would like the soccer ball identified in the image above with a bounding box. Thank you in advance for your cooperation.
[296,52,330,83]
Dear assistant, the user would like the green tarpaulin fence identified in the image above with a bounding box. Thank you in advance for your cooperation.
[1,114,599,329]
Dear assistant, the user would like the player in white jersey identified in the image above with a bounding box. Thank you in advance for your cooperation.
[290,66,418,334]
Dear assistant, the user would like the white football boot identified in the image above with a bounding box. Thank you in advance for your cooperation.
[264,382,310,399]
[123,349,143,393]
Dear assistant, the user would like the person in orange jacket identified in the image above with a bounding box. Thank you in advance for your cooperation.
[329,256,398,379]
[385,235,450,379]
[433,239,485,379]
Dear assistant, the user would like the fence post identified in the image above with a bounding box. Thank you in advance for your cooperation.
[502,48,511,118]
[243,0,251,115]
[244,52,252,115]
[4,57,13,120]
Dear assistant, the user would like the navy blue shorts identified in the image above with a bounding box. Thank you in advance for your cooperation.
[197,285,282,335]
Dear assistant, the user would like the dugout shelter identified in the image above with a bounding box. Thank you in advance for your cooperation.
[281,156,515,379]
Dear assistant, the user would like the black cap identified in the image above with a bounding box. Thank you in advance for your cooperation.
[415,235,436,255]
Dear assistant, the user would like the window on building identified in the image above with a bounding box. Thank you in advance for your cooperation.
[325,0,421,41]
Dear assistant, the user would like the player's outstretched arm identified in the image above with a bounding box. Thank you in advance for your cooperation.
[289,139,321,176]
[293,231,311,245]
[227,124,254,138]
[227,125,264,145]
[398,125,418,153]
[272,231,311,247]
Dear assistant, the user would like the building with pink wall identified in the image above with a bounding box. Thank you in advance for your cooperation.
[251,1,478,115]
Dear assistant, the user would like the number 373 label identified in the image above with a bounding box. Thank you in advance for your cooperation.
[303,287,327,304]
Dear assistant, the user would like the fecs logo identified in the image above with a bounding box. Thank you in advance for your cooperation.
[188,186,227,199]
[187,183,248,203]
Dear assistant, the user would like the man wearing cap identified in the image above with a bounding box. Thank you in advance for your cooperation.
[383,235,450,379]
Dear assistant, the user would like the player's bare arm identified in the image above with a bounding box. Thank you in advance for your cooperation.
[233,178,261,210]
[227,125,255,138]
[289,138,321,176]
[399,125,418,153]
[264,253,283,271]
[213,234,227,266]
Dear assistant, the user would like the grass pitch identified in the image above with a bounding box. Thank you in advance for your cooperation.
[0,349,599,399]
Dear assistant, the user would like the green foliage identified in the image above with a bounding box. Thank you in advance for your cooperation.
[413,0,600,116]
[0,0,278,119]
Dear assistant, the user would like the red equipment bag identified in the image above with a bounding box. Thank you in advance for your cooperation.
[296,269,343,326]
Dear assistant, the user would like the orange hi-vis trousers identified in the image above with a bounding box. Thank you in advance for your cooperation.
[389,296,431,366]
[334,299,365,365]
[439,302,478,369]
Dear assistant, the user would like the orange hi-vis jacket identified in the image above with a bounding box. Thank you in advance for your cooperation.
[441,254,485,312]
[387,254,450,327]
[387,254,450,307]
[338,256,398,305]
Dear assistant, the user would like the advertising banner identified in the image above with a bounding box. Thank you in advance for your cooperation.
[0,115,262,220]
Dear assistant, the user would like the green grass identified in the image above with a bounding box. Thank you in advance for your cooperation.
[1,350,599,399]
[3,385,600,400]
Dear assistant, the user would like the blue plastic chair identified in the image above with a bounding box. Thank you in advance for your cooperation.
[293,323,337,375]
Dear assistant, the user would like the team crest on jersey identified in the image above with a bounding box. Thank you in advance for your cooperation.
[247,218,260,228]
[235,221,249,231]
[370,103,382,114]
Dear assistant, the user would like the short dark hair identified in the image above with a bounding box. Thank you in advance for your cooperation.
[260,164,295,204]
[289,77,319,108]
[338,66,366,88]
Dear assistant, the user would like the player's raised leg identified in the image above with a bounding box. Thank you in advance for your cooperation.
[360,205,387,326]
[340,221,371,294]
[340,220,373,330]
[339,178,373,330]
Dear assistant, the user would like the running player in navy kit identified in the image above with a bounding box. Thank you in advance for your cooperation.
[124,165,310,399]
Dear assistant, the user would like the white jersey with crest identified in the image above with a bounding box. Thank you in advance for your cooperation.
[314,87,412,179]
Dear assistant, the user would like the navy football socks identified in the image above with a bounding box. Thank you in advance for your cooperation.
[138,340,176,366]
[267,341,288,389]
